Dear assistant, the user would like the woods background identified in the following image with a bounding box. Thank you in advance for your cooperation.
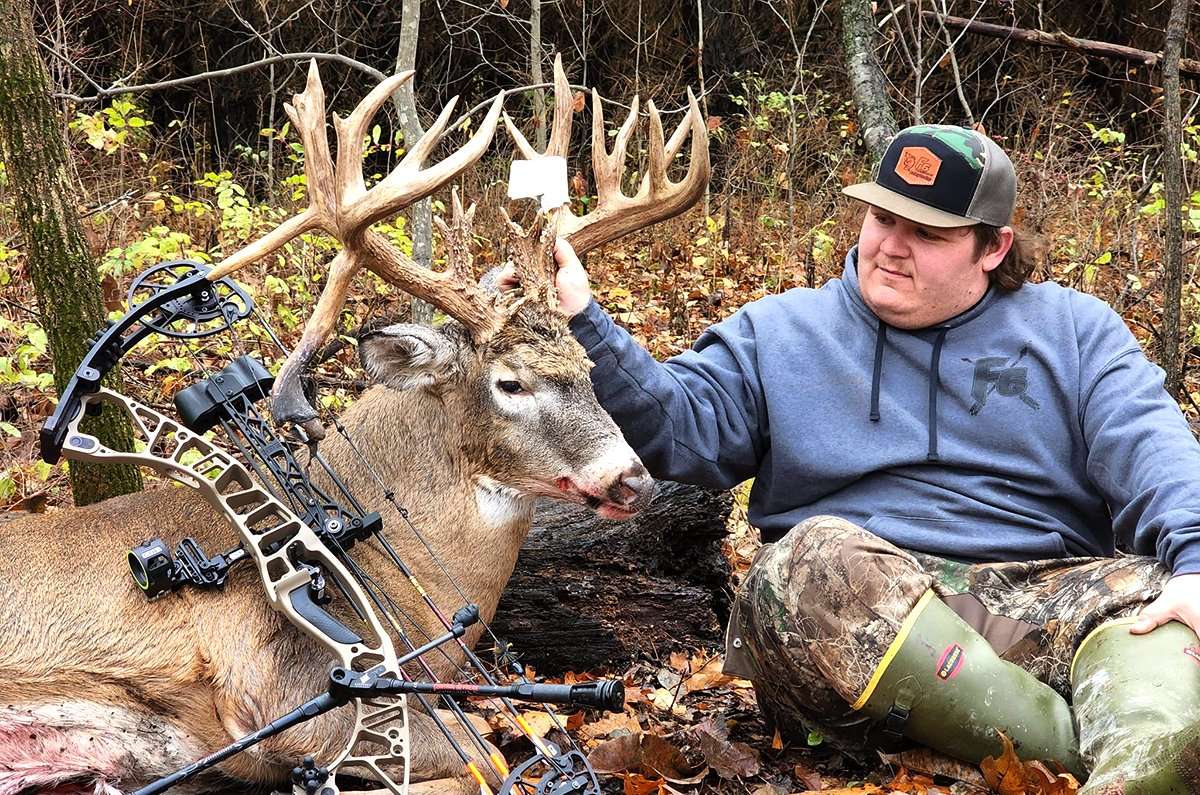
[1,0,1199,572]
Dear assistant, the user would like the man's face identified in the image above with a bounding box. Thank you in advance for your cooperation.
[856,206,1009,329]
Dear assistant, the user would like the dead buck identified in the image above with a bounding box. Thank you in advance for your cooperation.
[0,57,709,795]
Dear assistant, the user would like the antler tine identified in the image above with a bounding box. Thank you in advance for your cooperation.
[345,92,503,232]
[503,53,575,161]
[545,54,574,158]
[331,70,415,210]
[561,84,711,256]
[431,186,478,284]
[208,60,334,279]
[590,88,639,204]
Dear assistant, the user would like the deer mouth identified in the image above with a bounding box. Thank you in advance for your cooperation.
[554,475,650,520]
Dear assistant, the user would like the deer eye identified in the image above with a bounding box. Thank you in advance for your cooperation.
[496,380,527,395]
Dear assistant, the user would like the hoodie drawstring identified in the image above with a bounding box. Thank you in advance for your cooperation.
[870,319,887,422]
[869,321,949,463]
[927,328,949,462]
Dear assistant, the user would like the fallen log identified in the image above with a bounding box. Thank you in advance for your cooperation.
[491,480,734,675]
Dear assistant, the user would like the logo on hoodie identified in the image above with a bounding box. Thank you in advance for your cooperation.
[963,342,1041,414]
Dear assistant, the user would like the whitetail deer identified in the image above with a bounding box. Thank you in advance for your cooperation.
[0,56,708,795]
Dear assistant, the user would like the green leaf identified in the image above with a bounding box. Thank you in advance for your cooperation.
[0,422,19,437]
[1093,251,1113,265]
[806,730,823,747]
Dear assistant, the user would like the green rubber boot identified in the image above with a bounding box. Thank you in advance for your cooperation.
[1071,618,1200,794]
[854,590,1085,778]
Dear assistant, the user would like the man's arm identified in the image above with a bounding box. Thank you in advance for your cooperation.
[555,239,766,489]
[1076,296,1200,635]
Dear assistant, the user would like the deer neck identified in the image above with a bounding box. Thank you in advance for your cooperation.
[313,384,535,626]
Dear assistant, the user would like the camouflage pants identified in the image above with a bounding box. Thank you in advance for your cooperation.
[723,515,1171,751]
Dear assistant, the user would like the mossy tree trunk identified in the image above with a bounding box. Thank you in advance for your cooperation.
[842,0,897,165]
[0,0,141,504]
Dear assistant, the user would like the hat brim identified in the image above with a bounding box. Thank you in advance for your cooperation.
[843,182,977,228]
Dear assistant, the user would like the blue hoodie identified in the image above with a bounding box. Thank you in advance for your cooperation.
[569,248,1200,575]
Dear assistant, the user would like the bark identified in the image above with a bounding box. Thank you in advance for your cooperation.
[493,481,733,674]
[392,0,434,325]
[0,0,141,504]
[922,11,1200,79]
[530,0,546,152]
[841,0,897,163]
[1159,0,1188,398]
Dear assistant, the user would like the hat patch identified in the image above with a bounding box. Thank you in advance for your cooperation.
[895,147,942,186]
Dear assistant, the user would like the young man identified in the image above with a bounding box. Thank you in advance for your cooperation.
[553,126,1200,792]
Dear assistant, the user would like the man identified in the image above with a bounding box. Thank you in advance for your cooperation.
[551,125,1200,793]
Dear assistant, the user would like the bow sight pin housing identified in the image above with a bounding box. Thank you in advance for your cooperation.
[128,536,246,599]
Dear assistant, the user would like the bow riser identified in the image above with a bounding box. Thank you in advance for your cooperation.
[57,387,412,795]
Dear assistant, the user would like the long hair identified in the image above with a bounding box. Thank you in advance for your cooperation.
[973,224,1040,291]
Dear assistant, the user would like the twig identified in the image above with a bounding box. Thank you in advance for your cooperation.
[52,52,388,103]
[921,10,1200,79]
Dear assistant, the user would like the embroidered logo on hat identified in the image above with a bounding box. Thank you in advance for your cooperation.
[895,147,942,186]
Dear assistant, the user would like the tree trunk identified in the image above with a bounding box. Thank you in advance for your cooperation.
[0,0,141,505]
[392,0,434,326]
[841,0,897,163]
[530,0,547,152]
[493,481,733,674]
[1159,0,1188,398]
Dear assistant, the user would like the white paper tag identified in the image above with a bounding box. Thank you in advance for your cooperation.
[507,156,569,211]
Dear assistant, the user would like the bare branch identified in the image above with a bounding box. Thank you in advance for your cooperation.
[52,51,388,103]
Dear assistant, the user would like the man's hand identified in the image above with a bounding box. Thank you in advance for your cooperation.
[1130,572,1200,637]
[496,237,593,317]
[552,238,592,316]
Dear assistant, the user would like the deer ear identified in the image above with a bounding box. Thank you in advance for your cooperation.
[359,324,463,391]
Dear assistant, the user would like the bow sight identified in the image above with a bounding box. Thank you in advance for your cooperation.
[42,260,624,795]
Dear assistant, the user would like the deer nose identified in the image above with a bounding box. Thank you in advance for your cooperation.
[610,462,654,508]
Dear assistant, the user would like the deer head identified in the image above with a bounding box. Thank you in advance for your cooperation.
[207,57,709,519]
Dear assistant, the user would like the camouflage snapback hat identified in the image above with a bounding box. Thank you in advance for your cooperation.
[843,124,1016,228]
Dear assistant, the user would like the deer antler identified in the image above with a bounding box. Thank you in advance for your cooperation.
[503,54,711,257]
[206,60,504,435]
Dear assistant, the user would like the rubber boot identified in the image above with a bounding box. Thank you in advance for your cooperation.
[1071,617,1200,794]
[854,590,1085,778]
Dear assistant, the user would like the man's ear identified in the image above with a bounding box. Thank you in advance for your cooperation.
[981,226,1015,273]
[359,324,463,392]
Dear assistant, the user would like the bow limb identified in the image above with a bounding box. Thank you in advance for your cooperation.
[57,387,412,795]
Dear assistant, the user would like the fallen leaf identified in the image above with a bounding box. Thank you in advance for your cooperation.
[621,772,659,795]
[980,731,1079,795]
[589,732,706,785]
[771,727,783,750]
[650,687,678,712]
[579,710,642,740]
[668,651,690,672]
[696,729,759,779]
[682,656,734,692]
[793,762,822,791]
[798,786,883,795]
[879,748,988,788]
